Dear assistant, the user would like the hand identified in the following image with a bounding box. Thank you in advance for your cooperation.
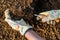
[35,10,60,24]
[4,9,32,35]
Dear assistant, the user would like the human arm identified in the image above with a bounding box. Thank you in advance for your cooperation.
[25,29,44,40]
[4,9,44,40]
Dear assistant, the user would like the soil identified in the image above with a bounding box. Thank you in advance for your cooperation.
[0,0,60,40]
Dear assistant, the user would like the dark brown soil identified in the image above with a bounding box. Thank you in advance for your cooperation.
[0,0,60,40]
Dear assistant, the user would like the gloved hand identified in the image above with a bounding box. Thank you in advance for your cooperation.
[35,10,60,24]
[4,9,32,35]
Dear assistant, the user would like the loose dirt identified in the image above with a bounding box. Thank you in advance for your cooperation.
[0,0,60,40]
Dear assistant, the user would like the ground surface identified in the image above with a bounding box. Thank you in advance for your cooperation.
[0,0,60,40]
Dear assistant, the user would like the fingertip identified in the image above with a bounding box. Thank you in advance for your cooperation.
[4,9,11,19]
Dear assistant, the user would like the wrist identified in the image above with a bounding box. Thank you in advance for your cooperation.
[25,28,33,36]
[25,29,33,37]
[19,25,33,35]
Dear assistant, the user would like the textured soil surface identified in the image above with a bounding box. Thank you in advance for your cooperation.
[0,0,60,40]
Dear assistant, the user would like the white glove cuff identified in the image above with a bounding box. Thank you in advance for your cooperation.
[20,25,32,35]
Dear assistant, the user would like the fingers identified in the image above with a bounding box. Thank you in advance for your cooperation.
[34,11,49,20]
[55,18,60,23]
[42,17,49,22]
[40,11,49,16]
[34,14,47,20]
[4,9,11,19]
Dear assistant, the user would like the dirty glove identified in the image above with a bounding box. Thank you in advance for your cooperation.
[35,10,60,24]
[4,9,32,35]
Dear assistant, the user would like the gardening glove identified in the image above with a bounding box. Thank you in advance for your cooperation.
[4,9,32,35]
[35,10,60,24]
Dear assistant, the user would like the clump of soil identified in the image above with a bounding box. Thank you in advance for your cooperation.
[0,0,60,40]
